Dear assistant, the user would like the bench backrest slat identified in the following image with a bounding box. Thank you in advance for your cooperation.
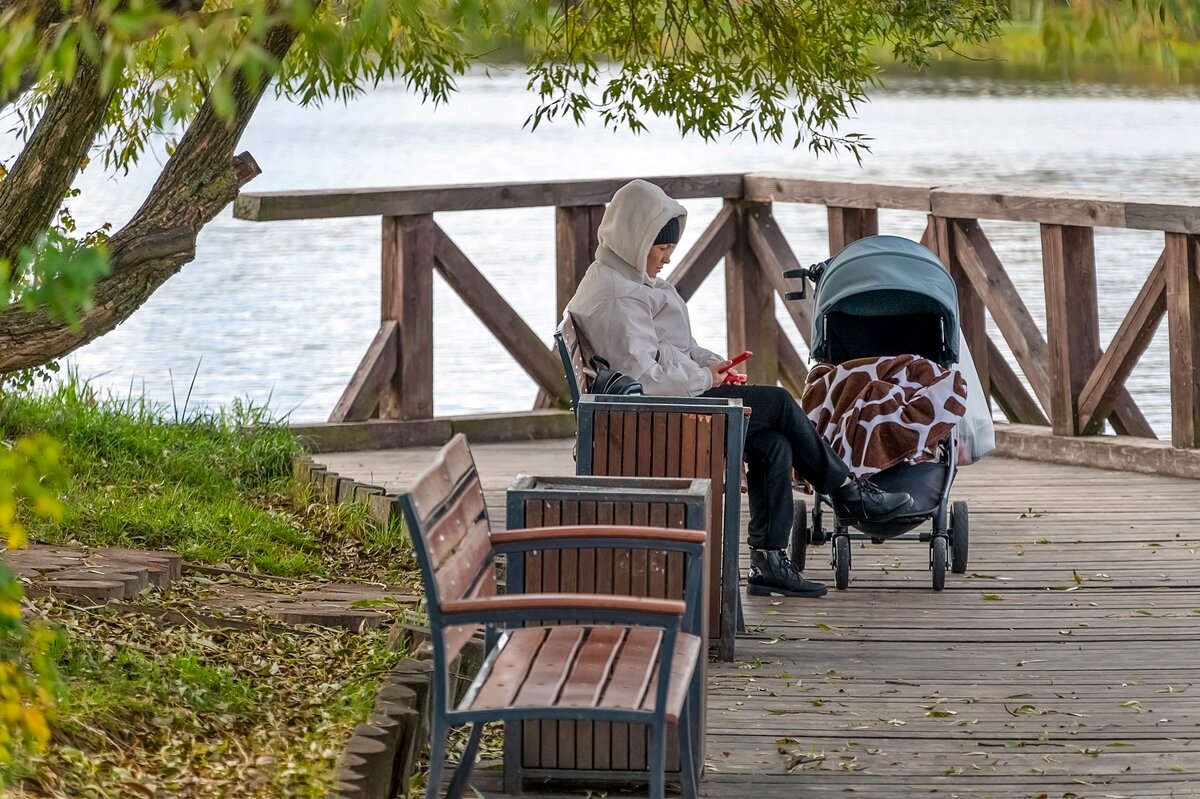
[555,312,592,410]
[424,478,489,568]
[398,434,496,663]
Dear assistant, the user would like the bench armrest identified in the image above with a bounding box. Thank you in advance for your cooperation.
[491,525,705,556]
[440,593,686,628]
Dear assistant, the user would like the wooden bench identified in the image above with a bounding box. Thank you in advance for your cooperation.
[556,312,748,662]
[396,433,705,799]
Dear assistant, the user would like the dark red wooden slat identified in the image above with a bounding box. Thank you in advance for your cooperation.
[512,627,586,707]
[640,632,704,723]
[599,627,662,710]
[434,521,492,605]
[423,465,488,567]
[558,627,625,707]
[469,628,548,711]
[443,622,483,667]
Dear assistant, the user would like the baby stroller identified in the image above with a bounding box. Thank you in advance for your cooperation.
[785,235,969,591]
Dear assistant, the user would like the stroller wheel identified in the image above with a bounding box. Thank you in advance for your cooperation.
[834,535,851,590]
[931,536,947,591]
[950,500,969,574]
[790,499,809,572]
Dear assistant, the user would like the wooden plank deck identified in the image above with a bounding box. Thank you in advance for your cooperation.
[318,441,1200,798]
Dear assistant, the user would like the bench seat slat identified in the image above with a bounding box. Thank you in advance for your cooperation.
[598,627,661,710]
[512,626,585,707]
[640,632,703,723]
[468,628,548,711]
[558,626,625,708]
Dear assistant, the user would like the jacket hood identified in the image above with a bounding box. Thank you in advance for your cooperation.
[596,179,687,282]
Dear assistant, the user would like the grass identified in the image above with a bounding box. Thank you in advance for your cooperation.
[0,375,419,586]
[884,13,1200,88]
[0,375,423,796]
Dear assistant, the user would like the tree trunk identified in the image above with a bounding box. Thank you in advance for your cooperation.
[0,20,301,374]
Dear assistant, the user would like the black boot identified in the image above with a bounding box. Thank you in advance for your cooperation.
[748,549,827,598]
[830,476,913,523]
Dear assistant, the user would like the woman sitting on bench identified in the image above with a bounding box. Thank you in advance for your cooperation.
[565,179,914,599]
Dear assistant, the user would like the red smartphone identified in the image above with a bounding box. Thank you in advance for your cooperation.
[721,350,753,372]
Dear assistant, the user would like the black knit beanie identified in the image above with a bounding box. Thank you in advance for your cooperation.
[653,217,681,246]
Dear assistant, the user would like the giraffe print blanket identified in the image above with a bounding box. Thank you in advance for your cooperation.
[800,354,968,477]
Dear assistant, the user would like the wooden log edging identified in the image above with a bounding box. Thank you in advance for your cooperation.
[294,457,437,799]
[328,656,434,799]
[295,457,492,799]
[293,456,396,528]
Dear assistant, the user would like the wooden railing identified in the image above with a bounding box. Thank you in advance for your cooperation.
[234,173,1200,462]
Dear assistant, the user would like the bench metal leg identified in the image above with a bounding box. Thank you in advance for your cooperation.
[502,721,524,794]
[426,714,448,799]
[649,720,667,799]
[445,721,484,799]
[678,708,699,799]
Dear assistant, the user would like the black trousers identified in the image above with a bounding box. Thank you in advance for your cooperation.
[703,384,849,551]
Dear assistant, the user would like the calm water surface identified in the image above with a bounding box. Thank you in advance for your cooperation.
[4,72,1198,432]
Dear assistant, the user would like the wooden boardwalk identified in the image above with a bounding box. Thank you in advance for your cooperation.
[319,441,1200,798]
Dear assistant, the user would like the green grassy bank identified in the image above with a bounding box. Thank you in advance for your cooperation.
[0,379,420,797]
[889,4,1200,87]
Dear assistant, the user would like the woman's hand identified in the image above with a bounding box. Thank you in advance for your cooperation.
[708,361,731,388]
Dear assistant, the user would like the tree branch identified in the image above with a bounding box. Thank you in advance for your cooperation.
[0,51,112,271]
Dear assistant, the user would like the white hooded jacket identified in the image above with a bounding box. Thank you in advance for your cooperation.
[566,180,724,396]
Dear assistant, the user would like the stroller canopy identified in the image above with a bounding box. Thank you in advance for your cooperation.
[810,235,960,367]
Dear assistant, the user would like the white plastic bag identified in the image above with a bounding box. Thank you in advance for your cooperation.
[954,333,995,465]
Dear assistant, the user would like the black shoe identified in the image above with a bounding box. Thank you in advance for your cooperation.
[830,477,913,523]
[747,549,827,598]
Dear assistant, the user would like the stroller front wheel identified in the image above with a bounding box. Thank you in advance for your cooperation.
[950,500,969,574]
[931,535,948,591]
[834,534,851,590]
[790,499,809,572]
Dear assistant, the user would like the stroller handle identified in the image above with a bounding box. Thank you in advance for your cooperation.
[782,261,828,301]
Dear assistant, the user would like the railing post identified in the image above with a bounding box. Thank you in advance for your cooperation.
[534,205,605,409]
[381,214,435,420]
[554,205,604,317]
[1166,232,1200,448]
[827,206,878,255]
[725,200,778,386]
[930,216,991,405]
[1041,223,1099,436]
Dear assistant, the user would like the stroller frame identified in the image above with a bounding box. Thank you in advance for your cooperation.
[783,235,971,591]
[791,438,969,591]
